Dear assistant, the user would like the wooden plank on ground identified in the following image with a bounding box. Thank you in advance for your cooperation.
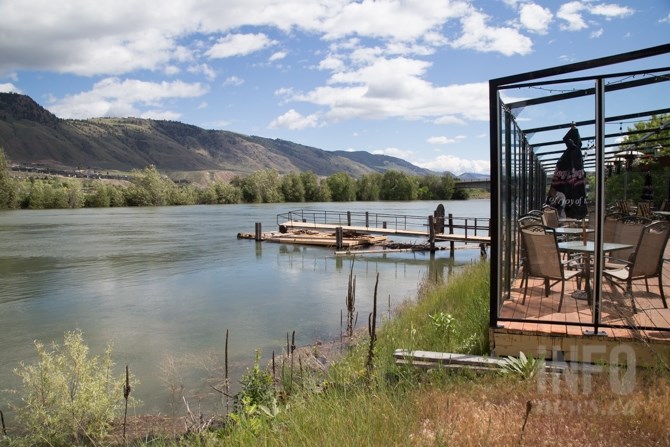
[394,349,613,374]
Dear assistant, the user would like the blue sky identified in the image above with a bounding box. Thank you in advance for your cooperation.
[0,0,668,175]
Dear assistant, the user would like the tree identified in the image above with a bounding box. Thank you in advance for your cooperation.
[214,181,242,204]
[441,173,456,199]
[621,114,670,159]
[63,178,85,208]
[0,147,18,208]
[281,172,305,202]
[235,169,284,203]
[86,181,112,207]
[356,173,382,201]
[126,165,174,206]
[417,174,440,199]
[169,183,200,205]
[380,170,418,201]
[300,171,322,202]
[326,172,356,201]
[607,114,670,206]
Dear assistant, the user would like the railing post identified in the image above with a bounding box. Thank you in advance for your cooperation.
[347,211,351,227]
[365,211,369,228]
[428,216,435,252]
[448,213,455,253]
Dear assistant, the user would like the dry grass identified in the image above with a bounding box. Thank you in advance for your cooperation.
[408,370,670,447]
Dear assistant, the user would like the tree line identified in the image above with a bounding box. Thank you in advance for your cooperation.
[0,148,470,210]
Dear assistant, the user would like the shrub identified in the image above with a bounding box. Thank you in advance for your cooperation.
[9,330,133,446]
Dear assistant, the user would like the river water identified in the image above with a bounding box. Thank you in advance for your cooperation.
[0,200,489,414]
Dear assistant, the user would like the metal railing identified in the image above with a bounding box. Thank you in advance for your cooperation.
[277,209,490,238]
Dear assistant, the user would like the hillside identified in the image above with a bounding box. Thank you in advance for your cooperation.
[0,92,432,178]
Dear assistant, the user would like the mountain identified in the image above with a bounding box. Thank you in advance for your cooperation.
[0,92,431,178]
[458,172,490,180]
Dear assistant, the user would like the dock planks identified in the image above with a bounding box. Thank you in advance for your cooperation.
[278,221,491,244]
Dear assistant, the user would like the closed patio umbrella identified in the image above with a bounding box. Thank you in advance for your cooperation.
[550,124,588,219]
[642,172,653,201]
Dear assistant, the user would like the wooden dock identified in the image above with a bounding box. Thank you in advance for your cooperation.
[277,220,491,244]
[265,207,491,254]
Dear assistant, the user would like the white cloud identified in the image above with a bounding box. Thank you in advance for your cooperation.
[590,4,634,19]
[318,55,346,72]
[269,51,287,62]
[590,28,604,38]
[318,0,468,42]
[427,136,457,145]
[519,3,553,35]
[140,109,182,121]
[285,56,490,123]
[188,64,216,81]
[434,115,466,125]
[206,33,275,59]
[47,77,208,119]
[0,83,21,93]
[557,1,588,31]
[451,9,533,56]
[557,2,633,32]
[269,109,319,130]
[223,76,245,87]
[372,147,414,159]
[417,154,490,175]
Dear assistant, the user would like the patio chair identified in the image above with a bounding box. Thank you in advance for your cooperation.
[517,216,543,290]
[604,221,670,313]
[519,225,582,312]
[519,215,542,227]
[616,200,632,216]
[608,216,652,264]
[637,201,652,218]
[541,207,560,228]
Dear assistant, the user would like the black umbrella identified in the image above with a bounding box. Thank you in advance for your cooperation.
[550,124,588,219]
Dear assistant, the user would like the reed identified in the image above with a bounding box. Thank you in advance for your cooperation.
[346,258,357,337]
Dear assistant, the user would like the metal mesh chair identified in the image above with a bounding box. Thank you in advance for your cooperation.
[604,221,670,313]
[519,225,582,312]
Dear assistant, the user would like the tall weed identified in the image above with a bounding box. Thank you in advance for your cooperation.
[7,330,136,446]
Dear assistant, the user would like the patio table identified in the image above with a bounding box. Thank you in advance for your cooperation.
[558,241,633,306]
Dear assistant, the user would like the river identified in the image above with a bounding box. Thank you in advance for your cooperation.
[0,200,489,414]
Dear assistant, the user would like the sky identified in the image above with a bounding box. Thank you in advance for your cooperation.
[0,0,668,175]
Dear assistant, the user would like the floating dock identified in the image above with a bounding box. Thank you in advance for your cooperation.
[240,206,491,255]
[238,228,387,248]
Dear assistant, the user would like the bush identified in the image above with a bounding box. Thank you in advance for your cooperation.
[8,330,134,446]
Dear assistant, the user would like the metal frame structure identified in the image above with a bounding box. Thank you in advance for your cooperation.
[489,43,670,333]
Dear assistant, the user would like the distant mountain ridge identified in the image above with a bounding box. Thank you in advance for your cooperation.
[0,92,435,178]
